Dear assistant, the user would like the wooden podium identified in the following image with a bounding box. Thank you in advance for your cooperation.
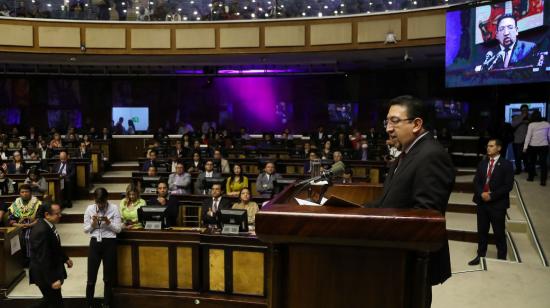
[255,183,447,308]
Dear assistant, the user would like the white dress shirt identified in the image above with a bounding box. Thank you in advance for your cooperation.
[83,203,122,241]
[523,121,550,150]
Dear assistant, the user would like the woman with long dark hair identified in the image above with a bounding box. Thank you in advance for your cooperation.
[226,164,248,197]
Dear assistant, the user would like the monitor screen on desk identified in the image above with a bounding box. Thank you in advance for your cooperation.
[137,205,167,229]
[219,209,248,233]
[141,176,160,193]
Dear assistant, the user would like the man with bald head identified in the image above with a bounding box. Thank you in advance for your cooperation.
[52,150,76,208]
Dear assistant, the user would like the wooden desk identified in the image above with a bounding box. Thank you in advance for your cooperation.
[7,174,61,203]
[0,228,24,299]
[114,230,268,308]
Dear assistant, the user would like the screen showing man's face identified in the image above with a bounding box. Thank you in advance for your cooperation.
[496,17,518,48]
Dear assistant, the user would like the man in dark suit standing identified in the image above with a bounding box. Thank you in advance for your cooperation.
[201,183,232,227]
[368,95,455,307]
[29,202,73,308]
[469,139,514,265]
[51,150,75,209]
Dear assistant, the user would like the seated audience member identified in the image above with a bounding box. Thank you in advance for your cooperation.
[213,149,230,174]
[0,168,15,195]
[99,127,112,140]
[22,148,31,160]
[194,160,222,194]
[8,137,22,149]
[120,184,146,229]
[302,142,312,159]
[168,161,192,195]
[320,140,333,160]
[188,152,203,173]
[77,142,91,159]
[49,133,63,148]
[333,151,344,163]
[7,151,27,174]
[279,131,295,149]
[367,127,380,143]
[304,151,319,175]
[0,146,8,160]
[142,150,158,172]
[174,140,188,159]
[29,151,40,161]
[356,140,369,161]
[384,139,402,163]
[147,165,158,177]
[226,164,249,197]
[146,181,179,227]
[154,127,168,141]
[257,133,275,150]
[350,131,363,150]
[255,162,282,198]
[27,127,39,145]
[232,188,259,226]
[310,125,328,148]
[334,132,351,149]
[342,168,353,184]
[37,140,51,160]
[201,183,232,227]
[52,150,75,208]
[181,133,192,148]
[8,184,41,265]
[82,134,93,148]
[24,168,48,197]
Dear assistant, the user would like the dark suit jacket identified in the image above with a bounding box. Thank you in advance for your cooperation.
[369,133,455,285]
[7,162,27,174]
[142,160,157,172]
[51,160,76,183]
[481,40,536,69]
[201,196,232,226]
[472,157,514,210]
[29,219,68,287]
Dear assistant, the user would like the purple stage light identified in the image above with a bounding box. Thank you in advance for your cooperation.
[217,68,304,74]
[175,69,204,74]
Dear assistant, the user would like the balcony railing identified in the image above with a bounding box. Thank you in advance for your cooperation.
[0,0,468,21]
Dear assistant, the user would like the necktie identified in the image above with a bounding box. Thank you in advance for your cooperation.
[59,162,66,174]
[212,198,219,212]
[51,224,60,242]
[483,158,495,192]
[504,47,511,68]
[394,152,406,174]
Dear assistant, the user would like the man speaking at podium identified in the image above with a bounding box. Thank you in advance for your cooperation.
[367,95,455,307]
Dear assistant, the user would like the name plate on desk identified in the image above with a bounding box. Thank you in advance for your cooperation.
[144,221,162,230]
[222,224,240,235]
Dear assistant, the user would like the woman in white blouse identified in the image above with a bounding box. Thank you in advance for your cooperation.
[523,110,550,186]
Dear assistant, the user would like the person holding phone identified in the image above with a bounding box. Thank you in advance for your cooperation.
[83,187,122,308]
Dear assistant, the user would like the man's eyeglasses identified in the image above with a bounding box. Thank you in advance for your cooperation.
[383,117,414,128]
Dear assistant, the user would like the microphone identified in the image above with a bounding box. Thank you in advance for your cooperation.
[295,161,346,186]
[483,51,494,67]
[321,161,345,179]
[488,50,505,70]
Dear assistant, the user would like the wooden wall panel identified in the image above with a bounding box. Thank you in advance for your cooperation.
[407,14,446,39]
[86,28,126,49]
[38,26,80,48]
[117,245,133,287]
[357,19,402,43]
[219,27,260,48]
[310,23,352,45]
[208,249,225,292]
[176,247,193,289]
[264,25,305,47]
[0,24,33,47]
[139,246,169,288]
[175,28,216,49]
[232,251,264,296]
[131,29,171,49]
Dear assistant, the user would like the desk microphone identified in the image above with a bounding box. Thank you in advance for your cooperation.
[295,161,346,186]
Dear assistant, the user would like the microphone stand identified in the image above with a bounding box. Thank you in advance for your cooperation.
[291,172,333,203]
